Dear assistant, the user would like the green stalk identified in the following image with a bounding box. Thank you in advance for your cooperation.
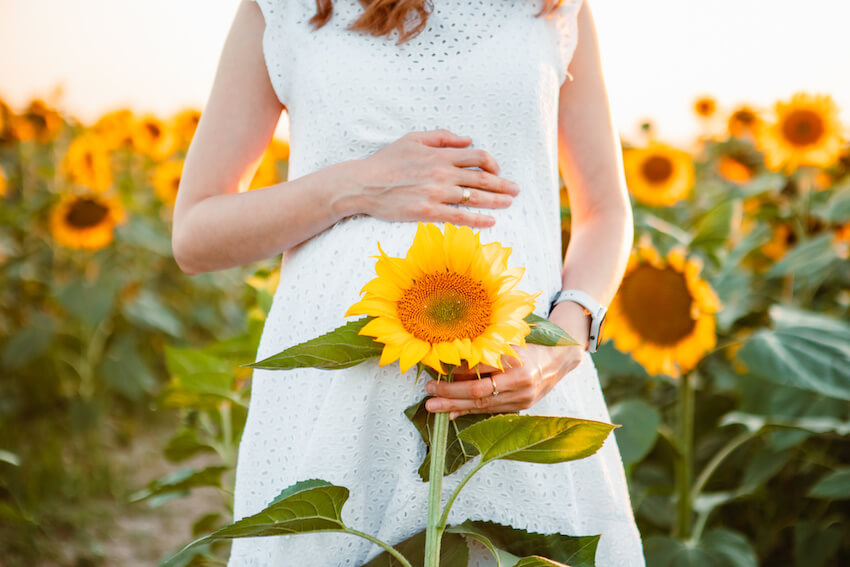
[341,528,413,567]
[424,367,454,567]
[675,369,694,540]
[425,410,449,566]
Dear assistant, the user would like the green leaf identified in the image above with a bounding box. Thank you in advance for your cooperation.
[609,400,661,467]
[130,466,229,504]
[807,468,850,500]
[738,306,850,400]
[123,289,184,337]
[99,333,157,401]
[458,414,617,465]
[644,529,756,567]
[765,232,837,279]
[363,528,469,567]
[813,182,850,223]
[720,411,850,436]
[1,311,55,369]
[690,198,738,250]
[163,429,217,463]
[454,520,599,567]
[794,520,842,567]
[54,273,122,328]
[160,479,350,567]
[524,313,579,347]
[246,316,384,370]
[513,558,570,567]
[403,396,490,481]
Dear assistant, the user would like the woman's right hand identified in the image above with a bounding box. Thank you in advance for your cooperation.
[338,129,520,228]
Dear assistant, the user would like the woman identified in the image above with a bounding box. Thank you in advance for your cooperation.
[172,0,645,565]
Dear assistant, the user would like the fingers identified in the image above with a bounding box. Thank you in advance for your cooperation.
[426,375,498,400]
[452,166,520,198]
[409,128,473,148]
[423,204,496,228]
[440,146,501,175]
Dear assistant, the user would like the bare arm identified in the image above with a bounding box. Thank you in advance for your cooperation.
[172,2,521,276]
[171,1,354,275]
[548,0,634,339]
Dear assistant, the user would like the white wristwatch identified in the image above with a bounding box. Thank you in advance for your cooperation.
[549,289,607,353]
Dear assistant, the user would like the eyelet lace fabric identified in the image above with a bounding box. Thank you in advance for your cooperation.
[232,1,645,565]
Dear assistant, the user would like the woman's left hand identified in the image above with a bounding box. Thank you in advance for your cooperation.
[424,343,584,419]
[423,300,591,419]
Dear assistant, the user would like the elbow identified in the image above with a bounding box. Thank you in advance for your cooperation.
[171,228,202,276]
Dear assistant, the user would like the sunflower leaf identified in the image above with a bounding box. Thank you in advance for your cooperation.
[363,527,469,567]
[524,313,580,347]
[404,396,491,481]
[159,479,349,567]
[457,414,617,465]
[244,316,384,370]
[450,520,600,567]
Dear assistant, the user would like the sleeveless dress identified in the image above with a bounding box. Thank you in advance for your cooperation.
[231,1,645,565]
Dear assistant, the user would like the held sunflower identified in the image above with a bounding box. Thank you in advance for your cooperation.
[49,192,127,251]
[623,141,695,207]
[345,222,540,375]
[756,92,843,172]
[603,239,720,377]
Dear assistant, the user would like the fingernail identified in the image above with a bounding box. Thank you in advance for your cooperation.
[425,382,436,394]
[449,412,459,420]
[511,182,520,192]
[426,399,443,412]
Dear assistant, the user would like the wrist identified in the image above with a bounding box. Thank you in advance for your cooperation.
[327,159,368,220]
[547,300,591,350]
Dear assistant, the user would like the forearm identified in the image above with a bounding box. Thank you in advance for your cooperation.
[173,160,360,275]
[548,204,633,345]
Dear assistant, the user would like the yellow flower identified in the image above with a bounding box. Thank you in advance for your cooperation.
[603,239,720,377]
[9,99,65,144]
[717,154,755,185]
[268,137,290,161]
[756,92,843,173]
[49,192,127,250]
[693,96,717,118]
[623,141,695,207]
[170,108,202,150]
[130,114,179,161]
[151,159,184,206]
[92,109,135,151]
[0,164,7,197]
[247,152,280,191]
[62,134,113,192]
[345,222,540,375]
[727,105,761,140]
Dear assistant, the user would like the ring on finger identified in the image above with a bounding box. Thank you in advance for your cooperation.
[460,187,471,204]
[490,375,499,397]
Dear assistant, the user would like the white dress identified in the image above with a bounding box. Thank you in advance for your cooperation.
[231,1,645,565]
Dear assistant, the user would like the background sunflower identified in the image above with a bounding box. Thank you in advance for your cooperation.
[49,192,126,250]
[623,141,695,206]
[603,240,720,377]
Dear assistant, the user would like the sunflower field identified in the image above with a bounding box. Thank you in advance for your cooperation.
[0,91,848,566]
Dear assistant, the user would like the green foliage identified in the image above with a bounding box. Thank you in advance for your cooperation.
[246,316,384,370]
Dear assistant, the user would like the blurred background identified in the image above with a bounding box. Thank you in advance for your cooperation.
[1,0,848,565]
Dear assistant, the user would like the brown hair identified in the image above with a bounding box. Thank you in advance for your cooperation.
[308,0,566,45]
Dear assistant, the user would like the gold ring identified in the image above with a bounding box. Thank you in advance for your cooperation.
[490,375,499,397]
[460,187,471,204]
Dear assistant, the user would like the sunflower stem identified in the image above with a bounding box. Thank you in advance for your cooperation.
[424,367,453,567]
[675,369,695,539]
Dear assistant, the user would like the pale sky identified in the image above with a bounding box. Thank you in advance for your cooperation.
[1,0,849,146]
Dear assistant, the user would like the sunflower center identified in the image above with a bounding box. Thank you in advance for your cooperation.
[66,198,109,228]
[619,264,696,345]
[733,109,755,124]
[642,155,674,184]
[146,122,161,139]
[397,271,492,343]
[782,110,824,146]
